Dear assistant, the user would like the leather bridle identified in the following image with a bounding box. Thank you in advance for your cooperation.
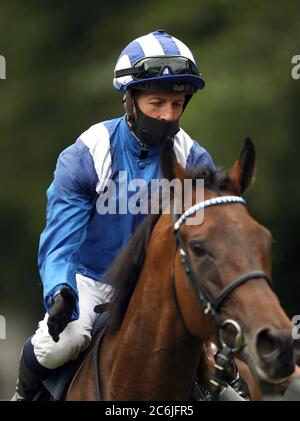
[173,195,272,351]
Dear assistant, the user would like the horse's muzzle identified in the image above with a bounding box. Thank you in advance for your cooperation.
[256,328,296,381]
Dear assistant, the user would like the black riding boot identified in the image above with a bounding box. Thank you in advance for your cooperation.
[11,352,44,401]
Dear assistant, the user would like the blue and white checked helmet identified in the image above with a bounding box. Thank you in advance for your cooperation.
[113,30,205,93]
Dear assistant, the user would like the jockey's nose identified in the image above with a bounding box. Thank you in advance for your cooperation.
[159,104,176,122]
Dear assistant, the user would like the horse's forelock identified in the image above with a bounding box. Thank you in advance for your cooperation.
[187,165,234,193]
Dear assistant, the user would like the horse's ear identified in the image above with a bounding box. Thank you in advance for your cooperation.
[229,137,256,194]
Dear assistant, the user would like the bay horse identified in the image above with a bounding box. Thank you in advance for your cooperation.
[66,138,296,400]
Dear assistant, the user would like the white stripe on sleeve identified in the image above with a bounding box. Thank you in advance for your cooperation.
[173,128,194,168]
[80,123,112,195]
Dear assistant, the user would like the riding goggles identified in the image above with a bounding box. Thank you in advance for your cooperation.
[114,56,200,80]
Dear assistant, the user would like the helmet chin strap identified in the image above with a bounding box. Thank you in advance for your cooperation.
[124,91,135,126]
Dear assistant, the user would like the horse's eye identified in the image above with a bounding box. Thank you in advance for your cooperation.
[189,240,207,257]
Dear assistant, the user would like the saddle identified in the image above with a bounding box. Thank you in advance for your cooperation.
[35,306,109,401]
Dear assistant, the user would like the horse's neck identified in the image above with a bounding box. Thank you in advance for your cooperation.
[100,214,202,400]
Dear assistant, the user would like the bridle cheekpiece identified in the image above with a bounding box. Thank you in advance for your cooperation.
[173,195,272,351]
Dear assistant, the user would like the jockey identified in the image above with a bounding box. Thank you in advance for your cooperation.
[12,29,214,400]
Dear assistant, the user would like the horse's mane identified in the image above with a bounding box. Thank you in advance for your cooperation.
[106,165,233,333]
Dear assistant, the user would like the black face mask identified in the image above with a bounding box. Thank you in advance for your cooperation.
[131,102,180,148]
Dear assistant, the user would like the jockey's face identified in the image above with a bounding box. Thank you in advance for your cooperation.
[134,91,186,122]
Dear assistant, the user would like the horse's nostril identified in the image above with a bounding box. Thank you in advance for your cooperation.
[256,328,295,381]
[256,328,283,361]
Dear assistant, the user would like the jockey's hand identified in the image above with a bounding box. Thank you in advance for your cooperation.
[277,365,300,393]
[47,287,76,342]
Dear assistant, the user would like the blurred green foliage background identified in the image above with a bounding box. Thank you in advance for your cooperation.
[0,0,299,399]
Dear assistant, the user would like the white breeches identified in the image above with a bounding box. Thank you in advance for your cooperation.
[31,274,113,369]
